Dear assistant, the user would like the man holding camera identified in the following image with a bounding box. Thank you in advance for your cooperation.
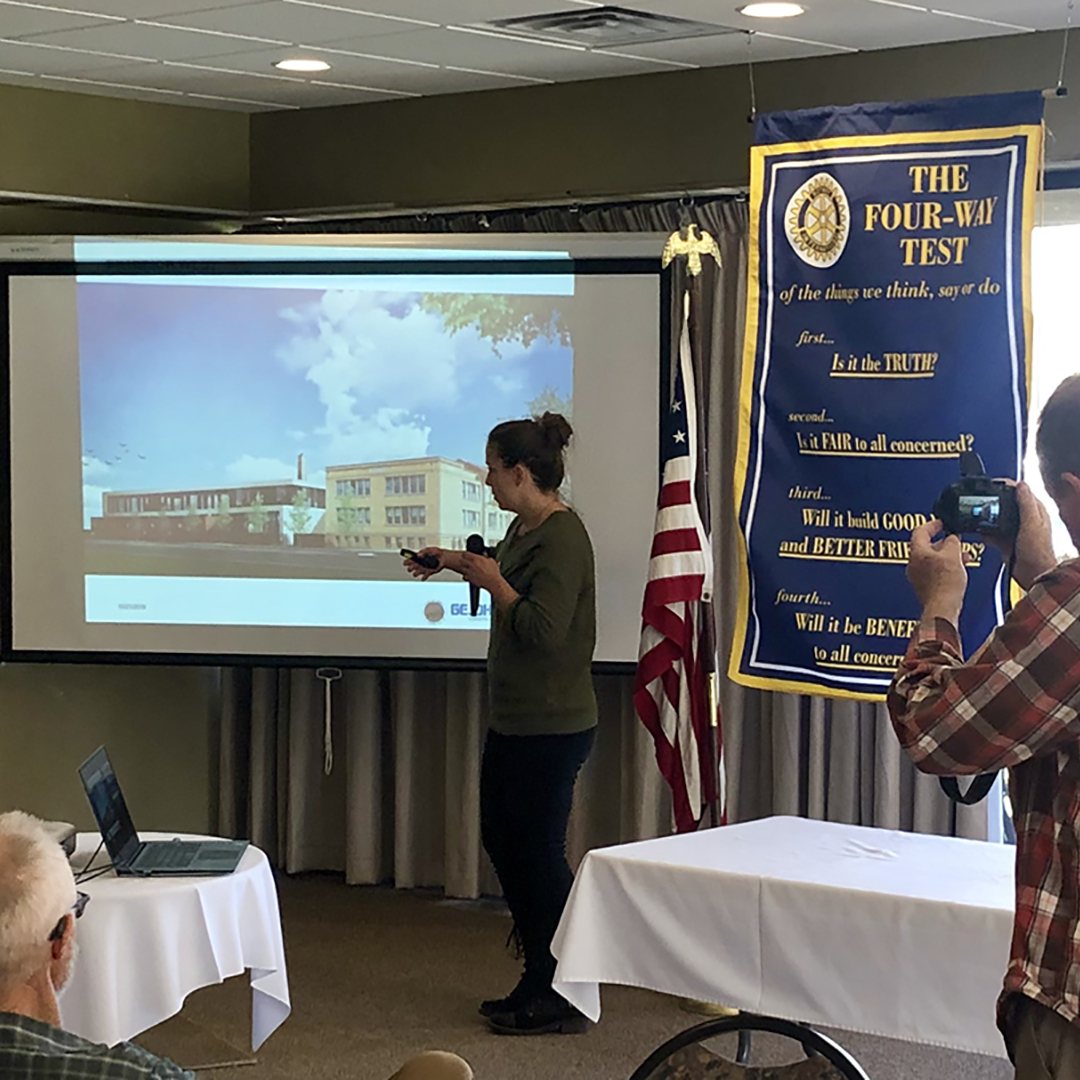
[888,374,1080,1078]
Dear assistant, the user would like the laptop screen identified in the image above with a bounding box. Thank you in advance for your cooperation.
[78,747,140,868]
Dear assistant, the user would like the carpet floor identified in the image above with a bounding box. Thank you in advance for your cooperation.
[140,872,1013,1080]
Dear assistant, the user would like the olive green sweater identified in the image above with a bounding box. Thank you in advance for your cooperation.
[487,509,598,736]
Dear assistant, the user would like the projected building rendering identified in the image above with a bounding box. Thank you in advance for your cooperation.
[88,454,513,555]
[90,478,326,545]
[326,457,514,552]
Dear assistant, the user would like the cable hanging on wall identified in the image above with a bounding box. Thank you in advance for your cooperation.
[746,31,758,125]
[1057,0,1073,95]
[1038,0,1073,224]
[315,667,343,775]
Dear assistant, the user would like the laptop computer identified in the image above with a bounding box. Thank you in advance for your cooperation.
[78,746,248,877]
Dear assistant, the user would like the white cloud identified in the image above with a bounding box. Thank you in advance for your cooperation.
[279,291,458,421]
[82,456,113,529]
[325,407,430,465]
[83,485,107,530]
[277,291,526,465]
[226,454,297,482]
[82,455,111,480]
[491,373,525,395]
[287,430,307,443]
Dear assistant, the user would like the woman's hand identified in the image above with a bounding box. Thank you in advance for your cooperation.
[403,547,449,581]
[460,552,519,610]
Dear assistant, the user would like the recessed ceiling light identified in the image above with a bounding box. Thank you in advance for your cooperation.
[739,2,805,16]
[274,57,331,72]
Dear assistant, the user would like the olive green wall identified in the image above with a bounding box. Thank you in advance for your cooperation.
[0,81,249,219]
[250,28,1079,214]
[0,664,219,832]
[0,87,237,833]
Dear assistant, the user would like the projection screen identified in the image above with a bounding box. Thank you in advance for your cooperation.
[2,235,662,666]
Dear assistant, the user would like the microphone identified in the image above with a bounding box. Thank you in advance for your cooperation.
[466,533,486,617]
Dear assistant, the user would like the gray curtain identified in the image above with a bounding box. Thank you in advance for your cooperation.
[217,668,669,896]
[216,196,984,895]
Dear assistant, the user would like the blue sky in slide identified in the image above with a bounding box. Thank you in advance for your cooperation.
[78,282,572,524]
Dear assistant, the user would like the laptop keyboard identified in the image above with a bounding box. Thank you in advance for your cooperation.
[137,843,199,870]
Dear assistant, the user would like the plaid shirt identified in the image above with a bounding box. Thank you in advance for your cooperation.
[0,1013,193,1080]
[888,558,1080,1040]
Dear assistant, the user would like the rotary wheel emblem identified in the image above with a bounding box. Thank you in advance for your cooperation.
[785,173,850,268]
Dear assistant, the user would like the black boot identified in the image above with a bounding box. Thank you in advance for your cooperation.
[478,974,532,1018]
[487,989,589,1036]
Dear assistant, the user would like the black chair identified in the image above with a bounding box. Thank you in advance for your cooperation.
[629,1014,872,1080]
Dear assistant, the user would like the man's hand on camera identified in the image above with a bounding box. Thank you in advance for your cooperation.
[907,518,967,626]
[1001,482,1057,591]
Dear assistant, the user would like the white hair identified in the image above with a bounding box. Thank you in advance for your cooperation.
[0,811,77,994]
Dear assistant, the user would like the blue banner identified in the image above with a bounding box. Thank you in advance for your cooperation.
[730,92,1043,699]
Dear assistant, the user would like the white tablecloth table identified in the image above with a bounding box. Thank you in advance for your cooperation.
[552,815,1015,1059]
[60,833,290,1051]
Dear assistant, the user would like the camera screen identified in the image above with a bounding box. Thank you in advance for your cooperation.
[959,494,1001,526]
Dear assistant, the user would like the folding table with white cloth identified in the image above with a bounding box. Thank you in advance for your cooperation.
[60,833,290,1051]
[552,815,1015,1059]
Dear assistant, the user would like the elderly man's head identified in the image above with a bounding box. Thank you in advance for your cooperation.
[0,811,81,1021]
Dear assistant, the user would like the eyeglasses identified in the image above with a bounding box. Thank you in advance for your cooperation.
[48,891,90,942]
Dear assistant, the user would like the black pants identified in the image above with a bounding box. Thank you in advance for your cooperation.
[480,726,596,995]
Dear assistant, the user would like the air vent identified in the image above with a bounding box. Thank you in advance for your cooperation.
[483,5,738,48]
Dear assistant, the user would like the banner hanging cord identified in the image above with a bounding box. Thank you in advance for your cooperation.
[315,667,343,776]
[746,32,758,123]
[1039,120,1047,228]
[1059,1,1073,91]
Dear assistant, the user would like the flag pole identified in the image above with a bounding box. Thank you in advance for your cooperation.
[707,669,720,828]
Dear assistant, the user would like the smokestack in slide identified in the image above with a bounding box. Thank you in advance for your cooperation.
[297,453,305,481]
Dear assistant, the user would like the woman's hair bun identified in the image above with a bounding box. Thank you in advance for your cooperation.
[537,411,573,450]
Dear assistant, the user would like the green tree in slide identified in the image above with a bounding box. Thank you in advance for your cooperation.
[526,388,574,502]
[212,495,232,532]
[419,294,570,356]
[527,387,572,422]
[247,491,270,534]
[287,491,312,538]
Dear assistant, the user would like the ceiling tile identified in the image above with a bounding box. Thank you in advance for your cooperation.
[18,21,293,59]
[52,0,271,17]
[40,70,184,95]
[0,1,120,38]
[89,54,298,85]
[87,56,396,104]
[327,25,705,79]
[217,77,395,105]
[619,0,1026,49]
[0,0,1060,113]
[293,0,600,21]
[50,73,282,106]
[605,30,848,67]
[926,1,1061,32]
[197,42,544,92]
[0,35,157,70]
[162,0,433,41]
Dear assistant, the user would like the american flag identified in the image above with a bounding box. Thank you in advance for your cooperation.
[633,291,722,833]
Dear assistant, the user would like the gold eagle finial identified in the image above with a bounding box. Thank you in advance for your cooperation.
[661,224,722,277]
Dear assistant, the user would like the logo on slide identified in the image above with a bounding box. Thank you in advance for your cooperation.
[424,601,445,624]
[785,172,849,267]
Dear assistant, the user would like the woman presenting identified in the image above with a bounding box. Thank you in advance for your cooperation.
[404,412,596,1036]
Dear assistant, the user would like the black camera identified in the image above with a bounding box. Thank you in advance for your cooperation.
[932,451,1019,539]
